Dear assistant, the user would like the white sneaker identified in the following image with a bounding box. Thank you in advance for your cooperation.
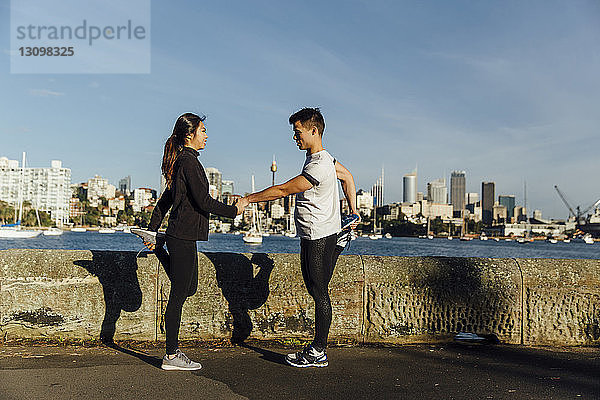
[285,345,328,368]
[131,228,165,245]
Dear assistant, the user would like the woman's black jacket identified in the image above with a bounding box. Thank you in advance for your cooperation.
[148,146,237,241]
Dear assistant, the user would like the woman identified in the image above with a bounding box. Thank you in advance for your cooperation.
[147,112,247,371]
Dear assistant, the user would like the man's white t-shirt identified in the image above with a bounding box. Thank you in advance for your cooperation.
[294,150,341,240]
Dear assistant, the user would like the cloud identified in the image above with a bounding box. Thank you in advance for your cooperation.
[29,89,65,97]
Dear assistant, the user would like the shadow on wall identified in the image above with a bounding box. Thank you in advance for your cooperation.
[409,257,508,339]
[203,252,274,344]
[74,250,142,344]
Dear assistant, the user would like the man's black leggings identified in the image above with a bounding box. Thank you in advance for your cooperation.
[300,233,341,350]
[162,235,198,355]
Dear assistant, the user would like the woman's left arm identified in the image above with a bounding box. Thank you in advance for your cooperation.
[182,157,237,218]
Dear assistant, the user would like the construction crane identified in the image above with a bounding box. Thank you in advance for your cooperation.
[554,185,600,223]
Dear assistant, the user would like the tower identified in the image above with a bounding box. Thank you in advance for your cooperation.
[482,181,495,225]
[450,171,466,217]
[403,168,417,204]
[271,155,277,186]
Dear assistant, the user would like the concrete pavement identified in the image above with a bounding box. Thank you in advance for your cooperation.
[0,342,598,399]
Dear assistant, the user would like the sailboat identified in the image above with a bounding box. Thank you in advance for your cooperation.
[43,227,63,236]
[369,212,382,240]
[0,153,41,239]
[285,213,296,237]
[243,175,262,245]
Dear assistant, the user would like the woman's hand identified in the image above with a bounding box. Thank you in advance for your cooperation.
[235,197,250,215]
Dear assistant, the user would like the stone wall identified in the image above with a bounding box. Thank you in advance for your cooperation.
[0,249,598,346]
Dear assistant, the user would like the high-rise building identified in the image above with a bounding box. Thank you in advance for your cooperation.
[0,156,72,226]
[119,176,131,195]
[514,205,528,222]
[450,171,466,216]
[205,167,222,200]
[87,175,116,208]
[482,181,495,225]
[133,188,155,212]
[493,202,507,223]
[466,192,479,206]
[427,178,447,204]
[222,180,234,196]
[403,170,417,204]
[357,189,374,217]
[499,195,516,220]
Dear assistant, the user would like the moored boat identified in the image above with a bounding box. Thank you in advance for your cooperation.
[43,228,63,236]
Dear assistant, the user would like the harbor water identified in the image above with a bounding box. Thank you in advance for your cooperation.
[0,231,598,259]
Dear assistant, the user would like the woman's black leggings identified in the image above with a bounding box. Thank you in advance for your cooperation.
[300,233,341,350]
[163,235,198,355]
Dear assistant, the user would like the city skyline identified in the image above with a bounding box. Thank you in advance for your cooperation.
[3,151,588,223]
[1,1,599,219]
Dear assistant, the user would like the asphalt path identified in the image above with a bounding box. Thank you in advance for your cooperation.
[1,343,598,399]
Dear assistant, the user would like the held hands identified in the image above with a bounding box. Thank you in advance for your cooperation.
[235,197,250,215]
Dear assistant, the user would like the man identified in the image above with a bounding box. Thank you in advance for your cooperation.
[242,107,359,368]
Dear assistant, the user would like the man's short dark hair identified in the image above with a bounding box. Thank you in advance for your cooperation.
[289,107,325,136]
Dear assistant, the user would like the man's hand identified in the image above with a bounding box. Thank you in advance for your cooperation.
[235,197,250,215]
[350,213,361,230]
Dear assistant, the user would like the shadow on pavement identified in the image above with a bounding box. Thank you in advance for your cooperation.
[102,342,163,369]
[238,343,288,366]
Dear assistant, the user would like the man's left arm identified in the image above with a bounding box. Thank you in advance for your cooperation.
[335,161,359,217]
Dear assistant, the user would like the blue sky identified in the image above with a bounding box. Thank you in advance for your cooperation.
[1,0,599,219]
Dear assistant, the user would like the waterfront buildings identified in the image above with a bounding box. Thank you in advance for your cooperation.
[357,189,374,217]
[427,178,447,204]
[482,181,495,225]
[490,221,567,237]
[499,195,516,220]
[119,176,131,195]
[466,192,479,206]
[0,156,72,226]
[514,205,528,222]
[222,180,234,196]
[450,171,466,217]
[205,167,222,200]
[69,197,84,221]
[87,175,116,208]
[108,196,126,212]
[133,187,155,212]
[384,200,453,222]
[270,203,284,219]
[493,202,508,223]
[403,170,417,204]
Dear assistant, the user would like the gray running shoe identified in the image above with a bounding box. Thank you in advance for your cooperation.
[161,349,202,371]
